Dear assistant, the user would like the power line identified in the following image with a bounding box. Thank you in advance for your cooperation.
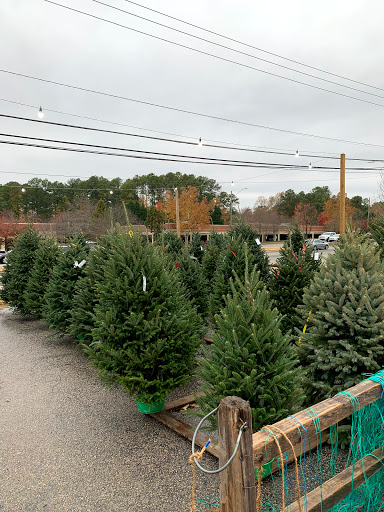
[88,0,384,102]
[1,134,382,173]
[0,112,340,160]
[43,1,384,111]
[3,72,384,151]
[0,98,341,157]
[122,0,384,94]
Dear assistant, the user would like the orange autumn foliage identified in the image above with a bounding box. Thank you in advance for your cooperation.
[162,186,213,233]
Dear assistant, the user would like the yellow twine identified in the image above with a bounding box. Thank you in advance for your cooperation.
[298,310,311,345]
[128,230,133,238]
[189,440,211,512]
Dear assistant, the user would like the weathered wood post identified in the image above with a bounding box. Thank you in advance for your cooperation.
[217,396,257,512]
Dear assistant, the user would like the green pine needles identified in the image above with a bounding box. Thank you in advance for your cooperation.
[269,232,320,334]
[24,238,60,318]
[0,228,41,314]
[43,234,90,333]
[196,259,301,432]
[298,229,384,403]
[84,233,203,403]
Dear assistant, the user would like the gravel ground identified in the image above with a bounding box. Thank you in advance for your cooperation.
[0,309,219,512]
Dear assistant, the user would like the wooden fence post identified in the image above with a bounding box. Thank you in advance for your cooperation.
[217,396,257,512]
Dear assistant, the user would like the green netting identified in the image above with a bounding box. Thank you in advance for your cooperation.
[197,371,384,511]
[259,370,384,512]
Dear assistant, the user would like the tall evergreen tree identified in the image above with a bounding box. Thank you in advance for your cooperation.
[0,228,41,314]
[268,235,320,334]
[69,230,121,345]
[196,262,301,432]
[85,234,203,403]
[298,229,384,403]
[202,231,227,294]
[229,223,269,277]
[174,249,209,316]
[162,231,183,257]
[209,236,269,320]
[43,234,89,333]
[189,232,205,264]
[24,238,60,318]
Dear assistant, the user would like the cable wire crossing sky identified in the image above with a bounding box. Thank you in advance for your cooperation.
[1,0,384,204]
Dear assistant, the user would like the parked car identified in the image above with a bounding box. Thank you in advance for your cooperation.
[3,250,12,263]
[310,239,329,250]
[319,232,336,242]
[0,250,6,263]
[329,233,340,242]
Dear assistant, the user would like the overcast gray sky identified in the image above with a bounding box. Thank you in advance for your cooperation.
[1,0,384,207]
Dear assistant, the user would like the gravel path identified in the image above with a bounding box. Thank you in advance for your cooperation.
[0,309,219,512]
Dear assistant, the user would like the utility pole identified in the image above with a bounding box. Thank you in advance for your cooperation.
[175,187,181,238]
[340,153,346,235]
[367,197,371,227]
[230,181,234,228]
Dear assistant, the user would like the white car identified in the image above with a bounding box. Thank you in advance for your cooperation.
[329,234,340,242]
[319,232,336,242]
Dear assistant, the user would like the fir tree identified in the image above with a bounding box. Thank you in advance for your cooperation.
[195,262,301,432]
[189,232,205,264]
[229,223,269,278]
[289,226,306,253]
[369,216,384,253]
[69,230,121,345]
[162,231,183,257]
[85,234,203,403]
[24,238,60,319]
[298,229,384,403]
[174,249,209,316]
[209,237,269,320]
[0,228,41,314]
[268,237,320,334]
[43,234,89,333]
[201,231,227,293]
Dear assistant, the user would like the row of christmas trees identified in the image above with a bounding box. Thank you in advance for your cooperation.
[2,223,384,432]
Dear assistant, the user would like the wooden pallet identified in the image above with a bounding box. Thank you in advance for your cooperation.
[149,392,220,458]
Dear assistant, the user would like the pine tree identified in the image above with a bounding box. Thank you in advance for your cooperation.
[201,231,227,294]
[209,236,269,320]
[174,249,209,316]
[195,261,301,432]
[298,229,384,403]
[69,230,121,345]
[268,236,320,334]
[85,233,203,403]
[0,228,41,314]
[24,238,60,319]
[229,223,269,277]
[162,231,183,257]
[189,232,205,264]
[289,226,306,253]
[369,216,384,252]
[43,234,89,333]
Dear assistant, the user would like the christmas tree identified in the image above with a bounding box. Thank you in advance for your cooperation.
[188,232,205,264]
[369,215,384,252]
[209,236,269,320]
[268,233,320,334]
[69,230,121,345]
[161,231,184,257]
[201,232,227,293]
[85,233,203,403]
[24,238,60,319]
[298,229,384,403]
[0,228,41,314]
[174,249,209,316]
[43,234,89,333]
[229,223,269,277]
[195,259,301,432]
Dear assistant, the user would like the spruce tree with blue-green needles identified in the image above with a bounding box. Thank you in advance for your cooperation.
[298,229,384,403]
